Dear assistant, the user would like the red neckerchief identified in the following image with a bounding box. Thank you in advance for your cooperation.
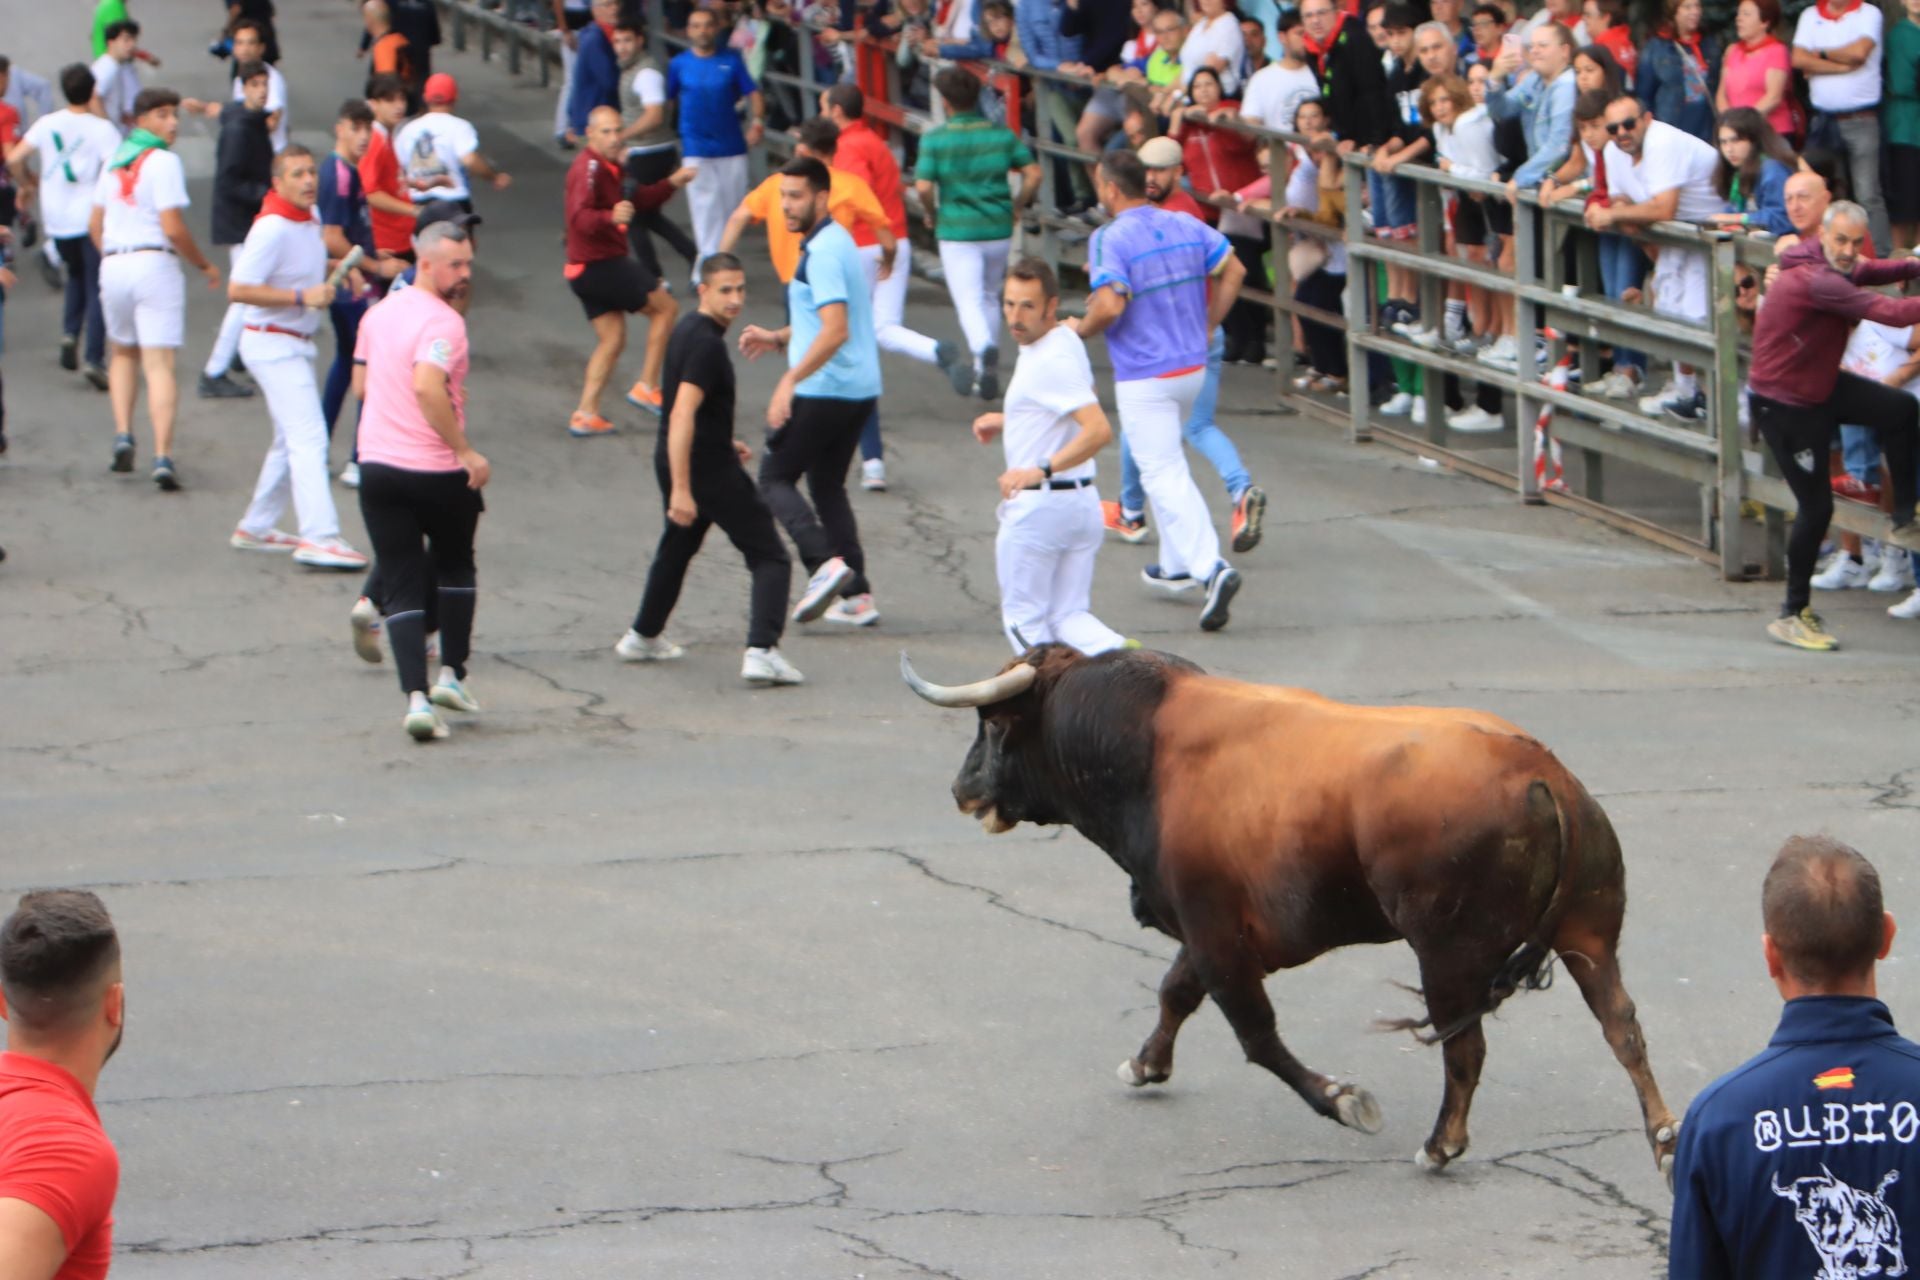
[1816,0,1858,18]
[935,0,955,28]
[1740,32,1779,53]
[1675,28,1706,68]
[596,18,617,40]
[1556,12,1581,28]
[256,190,313,222]
[1302,12,1347,59]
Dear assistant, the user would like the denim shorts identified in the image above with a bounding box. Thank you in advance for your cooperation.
[1368,171,1417,237]
[1840,424,1882,485]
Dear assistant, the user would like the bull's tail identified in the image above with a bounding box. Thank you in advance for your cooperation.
[1379,779,1576,1047]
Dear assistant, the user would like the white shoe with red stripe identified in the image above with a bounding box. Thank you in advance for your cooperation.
[293,538,371,571]
[231,527,300,553]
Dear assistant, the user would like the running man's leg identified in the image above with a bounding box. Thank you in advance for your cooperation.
[758,398,843,574]
[247,345,343,542]
[1119,434,1145,518]
[706,465,793,650]
[323,294,366,438]
[859,405,883,464]
[56,237,88,345]
[938,239,993,364]
[422,474,484,681]
[799,395,874,595]
[996,495,1062,653]
[638,286,677,392]
[107,344,140,439]
[141,346,179,460]
[1752,393,1838,616]
[78,238,106,371]
[359,464,434,694]
[236,400,294,537]
[1182,330,1251,502]
[1115,372,1217,581]
[873,239,940,362]
[202,246,248,382]
[1048,490,1126,654]
[974,238,1011,360]
[634,457,712,637]
[1831,371,1920,525]
[578,312,626,417]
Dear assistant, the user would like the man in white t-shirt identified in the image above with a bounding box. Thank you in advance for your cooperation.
[89,21,141,135]
[394,74,510,210]
[1239,11,1318,132]
[971,257,1126,657]
[227,19,287,153]
[226,144,369,572]
[1588,93,1721,423]
[5,63,122,385]
[88,87,220,491]
[1793,0,1889,254]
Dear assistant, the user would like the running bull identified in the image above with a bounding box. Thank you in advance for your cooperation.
[901,643,1679,1176]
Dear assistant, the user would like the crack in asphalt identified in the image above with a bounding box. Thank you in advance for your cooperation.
[821,1226,969,1279]
[488,653,636,734]
[877,846,1168,962]
[1869,769,1920,810]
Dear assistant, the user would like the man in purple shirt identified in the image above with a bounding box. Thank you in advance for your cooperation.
[1071,149,1248,631]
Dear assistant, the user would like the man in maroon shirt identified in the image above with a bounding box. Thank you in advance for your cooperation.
[564,104,692,438]
[1749,200,1920,651]
[0,890,124,1280]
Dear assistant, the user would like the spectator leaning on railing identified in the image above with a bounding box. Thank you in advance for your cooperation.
[1704,107,1795,236]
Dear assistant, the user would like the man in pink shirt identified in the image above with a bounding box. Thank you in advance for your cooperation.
[351,221,490,742]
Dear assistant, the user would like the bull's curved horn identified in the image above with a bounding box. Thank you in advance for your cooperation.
[900,652,1038,708]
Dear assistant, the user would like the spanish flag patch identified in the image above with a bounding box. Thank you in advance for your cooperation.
[1814,1066,1857,1091]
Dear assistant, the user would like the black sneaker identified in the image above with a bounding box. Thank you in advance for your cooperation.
[152,456,180,491]
[1660,390,1706,423]
[111,433,134,473]
[84,363,109,391]
[1199,565,1241,632]
[936,340,975,397]
[198,373,254,399]
[978,345,1000,400]
[59,335,78,371]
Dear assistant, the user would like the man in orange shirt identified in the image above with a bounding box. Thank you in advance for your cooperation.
[359,74,417,261]
[363,0,419,108]
[718,117,895,286]
[820,82,970,489]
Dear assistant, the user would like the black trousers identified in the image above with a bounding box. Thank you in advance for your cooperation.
[758,395,875,597]
[624,151,698,278]
[635,455,792,649]
[1296,269,1346,377]
[358,463,484,695]
[1224,231,1269,358]
[1753,374,1919,615]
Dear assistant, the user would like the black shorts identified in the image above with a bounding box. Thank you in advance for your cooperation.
[1452,194,1486,247]
[1484,197,1514,240]
[569,255,656,320]
[1891,144,1920,224]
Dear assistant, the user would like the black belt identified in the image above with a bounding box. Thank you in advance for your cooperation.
[1022,476,1095,491]
[105,245,173,256]
[1827,107,1880,121]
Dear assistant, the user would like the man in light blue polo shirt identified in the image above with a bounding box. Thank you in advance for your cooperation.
[1073,149,1248,631]
[668,5,763,260]
[739,156,883,629]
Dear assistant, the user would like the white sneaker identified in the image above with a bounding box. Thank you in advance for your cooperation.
[429,668,481,713]
[1586,370,1640,400]
[615,629,685,662]
[1403,325,1443,350]
[293,537,370,570]
[1447,406,1502,433]
[792,556,856,623]
[1411,398,1427,426]
[339,461,361,488]
[350,596,383,664]
[404,705,449,742]
[1869,548,1915,593]
[1476,336,1519,370]
[1811,554,1874,591]
[1636,384,1675,415]
[230,527,300,553]
[1379,391,1413,416]
[1889,587,1920,619]
[742,646,805,685]
[860,458,887,491]
[823,592,880,626]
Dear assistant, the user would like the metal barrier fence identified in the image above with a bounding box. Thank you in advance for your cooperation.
[430,0,1904,578]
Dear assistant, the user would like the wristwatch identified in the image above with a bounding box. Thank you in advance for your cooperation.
[1040,459,1054,480]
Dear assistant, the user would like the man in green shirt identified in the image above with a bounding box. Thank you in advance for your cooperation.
[91,0,127,58]
[912,66,1039,400]
[1887,0,1920,250]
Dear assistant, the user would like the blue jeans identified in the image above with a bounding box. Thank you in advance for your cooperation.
[1597,232,1647,374]
[1841,424,1882,486]
[324,293,368,445]
[1119,330,1250,515]
[860,404,882,462]
[1367,171,1416,237]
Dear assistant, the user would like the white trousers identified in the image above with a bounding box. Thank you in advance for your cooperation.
[205,246,245,377]
[996,487,1124,656]
[236,334,342,543]
[687,154,749,262]
[1115,371,1222,581]
[858,241,940,364]
[554,36,578,138]
[937,237,1009,367]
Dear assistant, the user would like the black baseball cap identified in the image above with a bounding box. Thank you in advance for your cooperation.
[412,200,483,237]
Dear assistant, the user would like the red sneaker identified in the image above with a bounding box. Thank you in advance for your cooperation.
[1101,499,1149,544]
[569,411,617,438]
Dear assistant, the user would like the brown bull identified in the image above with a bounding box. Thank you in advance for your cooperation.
[903,643,1679,1177]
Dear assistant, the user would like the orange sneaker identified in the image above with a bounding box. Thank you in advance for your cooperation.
[625,380,663,415]
[568,411,616,438]
[1101,499,1149,544]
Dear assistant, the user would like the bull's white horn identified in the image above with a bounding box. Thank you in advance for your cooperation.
[899,652,1038,708]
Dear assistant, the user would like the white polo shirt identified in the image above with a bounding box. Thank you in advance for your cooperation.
[1000,324,1099,481]
[20,109,123,239]
[1794,0,1882,112]
[1604,119,1722,222]
[394,111,480,203]
[92,147,189,252]
[231,211,328,347]
[90,54,139,134]
[231,64,289,152]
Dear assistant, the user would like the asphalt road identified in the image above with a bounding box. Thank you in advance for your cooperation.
[5,5,1920,1277]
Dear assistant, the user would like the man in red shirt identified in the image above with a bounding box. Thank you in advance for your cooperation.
[564,104,692,437]
[0,890,124,1280]
[360,74,418,262]
[818,83,968,490]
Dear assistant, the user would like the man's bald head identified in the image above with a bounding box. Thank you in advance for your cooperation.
[586,105,624,159]
[1763,836,1893,989]
[364,0,391,29]
[1784,171,1831,237]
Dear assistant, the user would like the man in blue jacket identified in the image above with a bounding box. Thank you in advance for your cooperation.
[1669,835,1920,1279]
[564,0,623,144]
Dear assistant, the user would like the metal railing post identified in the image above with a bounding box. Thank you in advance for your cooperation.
[1266,141,1295,402]
[1342,159,1371,444]
[1037,75,1060,277]
[1515,196,1542,502]
[1416,173,1445,446]
[1710,232,1745,579]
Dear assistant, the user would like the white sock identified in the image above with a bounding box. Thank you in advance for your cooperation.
[408,691,430,712]
[439,665,457,686]
[1673,368,1699,399]
[1443,300,1466,341]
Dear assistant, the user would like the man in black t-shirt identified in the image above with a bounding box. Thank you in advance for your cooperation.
[616,253,803,686]
[186,61,273,399]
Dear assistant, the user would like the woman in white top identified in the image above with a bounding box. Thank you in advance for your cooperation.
[1183,0,1248,96]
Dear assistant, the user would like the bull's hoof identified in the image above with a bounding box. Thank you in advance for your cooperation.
[1328,1083,1384,1135]
[1414,1140,1464,1173]
[1656,1120,1681,1193]
[1118,1058,1168,1087]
